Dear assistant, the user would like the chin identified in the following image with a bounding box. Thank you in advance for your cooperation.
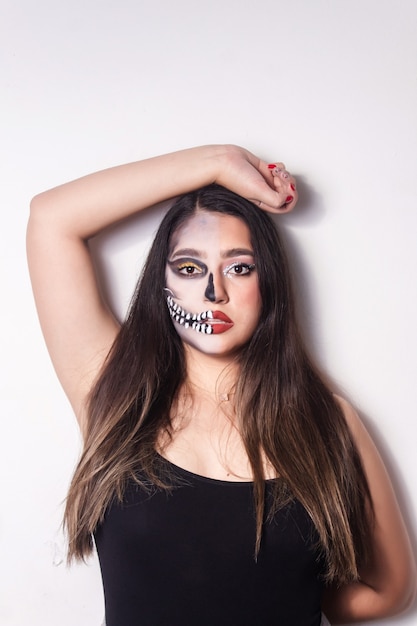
[179,331,248,359]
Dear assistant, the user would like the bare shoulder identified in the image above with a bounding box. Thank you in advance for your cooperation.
[333,394,398,497]
[333,394,376,454]
[333,393,362,429]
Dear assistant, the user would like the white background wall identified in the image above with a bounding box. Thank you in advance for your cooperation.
[1,1,416,624]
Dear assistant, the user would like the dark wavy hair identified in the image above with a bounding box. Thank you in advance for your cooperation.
[64,184,372,583]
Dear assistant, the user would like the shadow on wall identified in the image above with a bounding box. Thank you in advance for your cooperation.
[272,174,326,358]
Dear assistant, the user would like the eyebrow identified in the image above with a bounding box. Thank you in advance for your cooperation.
[170,247,255,259]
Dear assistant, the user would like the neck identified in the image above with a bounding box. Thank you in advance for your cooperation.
[183,346,237,400]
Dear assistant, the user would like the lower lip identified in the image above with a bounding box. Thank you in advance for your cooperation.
[210,322,234,335]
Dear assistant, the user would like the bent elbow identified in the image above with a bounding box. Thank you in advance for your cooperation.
[384,561,417,617]
[28,188,69,243]
[27,195,47,251]
[400,567,417,613]
[402,552,417,611]
[29,190,53,219]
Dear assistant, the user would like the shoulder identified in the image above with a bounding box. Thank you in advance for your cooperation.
[333,394,372,452]
[333,393,359,426]
[333,394,395,493]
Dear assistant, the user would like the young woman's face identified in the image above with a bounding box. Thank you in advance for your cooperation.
[165,211,262,359]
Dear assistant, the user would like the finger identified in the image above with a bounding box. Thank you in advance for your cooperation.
[268,164,298,210]
[255,198,294,214]
[267,162,286,172]
[251,158,298,211]
[269,164,295,185]
[280,192,297,210]
[264,162,297,190]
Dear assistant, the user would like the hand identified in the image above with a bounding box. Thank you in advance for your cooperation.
[267,162,298,213]
[214,146,298,214]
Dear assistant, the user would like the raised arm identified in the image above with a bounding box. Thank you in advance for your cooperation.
[27,145,294,427]
[323,397,416,623]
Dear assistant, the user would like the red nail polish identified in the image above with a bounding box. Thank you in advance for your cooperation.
[285,196,294,203]
[268,163,276,169]
[290,184,296,191]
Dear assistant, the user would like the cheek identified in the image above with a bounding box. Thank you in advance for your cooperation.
[240,282,262,312]
[166,274,204,302]
[165,273,182,298]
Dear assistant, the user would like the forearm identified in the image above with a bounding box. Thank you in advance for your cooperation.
[29,145,227,239]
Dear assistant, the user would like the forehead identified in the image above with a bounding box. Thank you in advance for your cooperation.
[169,211,252,254]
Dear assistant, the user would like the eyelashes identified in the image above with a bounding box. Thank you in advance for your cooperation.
[223,262,256,277]
[168,258,256,278]
[168,258,207,277]
[176,261,205,276]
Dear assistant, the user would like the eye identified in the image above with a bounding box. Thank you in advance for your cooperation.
[177,261,204,276]
[223,262,256,276]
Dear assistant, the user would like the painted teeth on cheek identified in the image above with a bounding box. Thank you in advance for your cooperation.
[166,296,214,335]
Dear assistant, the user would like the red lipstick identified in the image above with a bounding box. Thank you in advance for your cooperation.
[212,311,232,322]
[209,310,234,334]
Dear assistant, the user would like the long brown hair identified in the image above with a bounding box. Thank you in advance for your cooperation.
[64,184,372,583]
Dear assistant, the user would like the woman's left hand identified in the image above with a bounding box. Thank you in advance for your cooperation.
[265,161,298,213]
[213,145,298,213]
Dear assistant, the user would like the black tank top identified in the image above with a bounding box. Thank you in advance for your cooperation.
[94,457,325,626]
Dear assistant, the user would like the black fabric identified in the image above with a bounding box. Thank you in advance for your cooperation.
[94,457,325,626]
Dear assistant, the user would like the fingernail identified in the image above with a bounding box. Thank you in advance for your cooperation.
[285,196,294,203]
[290,183,296,191]
[268,163,276,169]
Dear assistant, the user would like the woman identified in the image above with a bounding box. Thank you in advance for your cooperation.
[27,145,416,625]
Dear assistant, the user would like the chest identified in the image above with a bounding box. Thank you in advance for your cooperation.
[160,407,276,481]
[94,470,325,626]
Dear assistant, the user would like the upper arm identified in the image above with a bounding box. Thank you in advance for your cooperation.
[323,396,417,621]
[27,194,120,425]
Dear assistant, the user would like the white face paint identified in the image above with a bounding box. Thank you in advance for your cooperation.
[164,293,215,335]
[165,211,262,358]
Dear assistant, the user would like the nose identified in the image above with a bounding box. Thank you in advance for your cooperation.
[204,272,229,303]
